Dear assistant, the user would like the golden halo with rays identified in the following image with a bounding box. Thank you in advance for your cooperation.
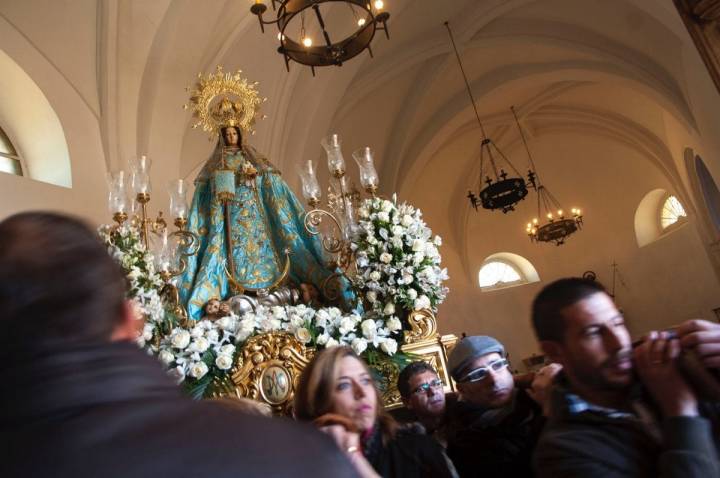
[184,65,267,138]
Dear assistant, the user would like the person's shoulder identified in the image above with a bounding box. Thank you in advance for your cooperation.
[168,401,357,476]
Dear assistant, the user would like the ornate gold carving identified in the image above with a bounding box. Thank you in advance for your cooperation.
[403,308,438,344]
[184,65,267,136]
[229,332,314,415]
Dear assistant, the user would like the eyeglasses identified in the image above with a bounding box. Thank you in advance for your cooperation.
[411,378,444,396]
[458,358,509,383]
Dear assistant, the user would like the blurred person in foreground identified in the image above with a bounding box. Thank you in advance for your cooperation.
[294,346,457,478]
[444,335,552,478]
[0,212,357,478]
[531,277,720,477]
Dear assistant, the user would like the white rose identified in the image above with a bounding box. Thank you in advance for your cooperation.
[361,319,378,340]
[380,252,392,264]
[127,267,142,280]
[190,326,205,338]
[391,225,404,236]
[351,337,368,355]
[188,361,209,379]
[401,215,413,227]
[216,316,234,331]
[325,337,340,348]
[386,317,402,332]
[158,349,175,365]
[381,200,393,212]
[402,273,413,284]
[220,344,236,356]
[383,302,395,315]
[433,235,442,246]
[205,328,219,342]
[214,354,234,370]
[191,337,210,353]
[377,211,390,222]
[380,338,398,355]
[316,333,330,345]
[407,288,418,300]
[296,327,312,344]
[391,237,403,249]
[369,271,382,281]
[412,239,425,252]
[142,323,154,341]
[366,291,377,303]
[414,295,431,310]
[339,317,356,336]
[170,329,191,349]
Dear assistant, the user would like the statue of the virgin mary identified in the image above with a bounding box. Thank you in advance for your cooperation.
[178,68,341,320]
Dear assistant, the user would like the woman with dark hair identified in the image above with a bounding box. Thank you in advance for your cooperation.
[295,346,457,478]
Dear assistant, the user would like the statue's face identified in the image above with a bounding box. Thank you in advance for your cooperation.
[224,127,239,146]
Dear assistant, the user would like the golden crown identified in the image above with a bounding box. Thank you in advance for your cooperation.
[184,65,267,137]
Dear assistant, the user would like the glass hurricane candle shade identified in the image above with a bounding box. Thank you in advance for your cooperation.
[133,171,152,195]
[351,147,379,191]
[321,133,345,176]
[298,159,321,204]
[168,179,189,219]
[106,171,128,214]
[129,155,152,175]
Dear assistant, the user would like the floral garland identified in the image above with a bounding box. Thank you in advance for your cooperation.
[98,224,407,398]
[353,195,449,324]
[98,224,165,347]
[155,303,404,398]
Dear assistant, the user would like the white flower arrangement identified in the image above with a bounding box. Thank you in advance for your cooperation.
[353,195,449,325]
[99,222,411,400]
[98,224,165,347]
[154,303,399,388]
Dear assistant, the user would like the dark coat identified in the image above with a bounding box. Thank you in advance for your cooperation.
[363,423,456,478]
[0,341,357,478]
[445,388,545,478]
[534,378,720,478]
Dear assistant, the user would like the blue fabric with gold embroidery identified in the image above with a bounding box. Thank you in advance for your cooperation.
[178,146,340,320]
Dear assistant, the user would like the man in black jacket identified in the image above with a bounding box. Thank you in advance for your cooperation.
[445,335,546,477]
[531,277,720,477]
[0,212,357,478]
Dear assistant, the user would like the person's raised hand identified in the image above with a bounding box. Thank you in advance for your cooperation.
[677,319,720,369]
[633,331,698,417]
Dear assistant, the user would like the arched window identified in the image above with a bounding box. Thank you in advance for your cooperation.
[660,195,687,229]
[478,252,540,292]
[0,126,22,176]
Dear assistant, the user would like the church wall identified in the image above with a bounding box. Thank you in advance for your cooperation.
[411,130,720,368]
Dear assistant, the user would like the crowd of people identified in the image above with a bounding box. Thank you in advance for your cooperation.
[2,211,720,477]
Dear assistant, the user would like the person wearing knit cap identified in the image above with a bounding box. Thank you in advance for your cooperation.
[445,335,547,478]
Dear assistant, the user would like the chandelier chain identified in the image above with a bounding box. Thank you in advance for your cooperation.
[511,106,541,183]
[444,22,488,140]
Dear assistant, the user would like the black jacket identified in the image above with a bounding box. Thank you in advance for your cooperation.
[533,376,720,478]
[362,422,456,477]
[445,388,545,478]
[0,341,357,478]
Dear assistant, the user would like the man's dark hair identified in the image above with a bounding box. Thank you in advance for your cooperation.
[397,361,437,399]
[0,212,127,347]
[531,277,608,342]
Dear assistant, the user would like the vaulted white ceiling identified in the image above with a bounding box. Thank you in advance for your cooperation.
[2,0,720,355]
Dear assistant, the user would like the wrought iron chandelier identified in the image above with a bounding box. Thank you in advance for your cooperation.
[445,22,534,214]
[250,0,390,75]
[511,106,584,246]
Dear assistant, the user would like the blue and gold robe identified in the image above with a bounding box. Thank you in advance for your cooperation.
[178,146,338,320]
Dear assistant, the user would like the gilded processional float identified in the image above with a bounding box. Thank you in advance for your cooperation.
[102,66,457,414]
